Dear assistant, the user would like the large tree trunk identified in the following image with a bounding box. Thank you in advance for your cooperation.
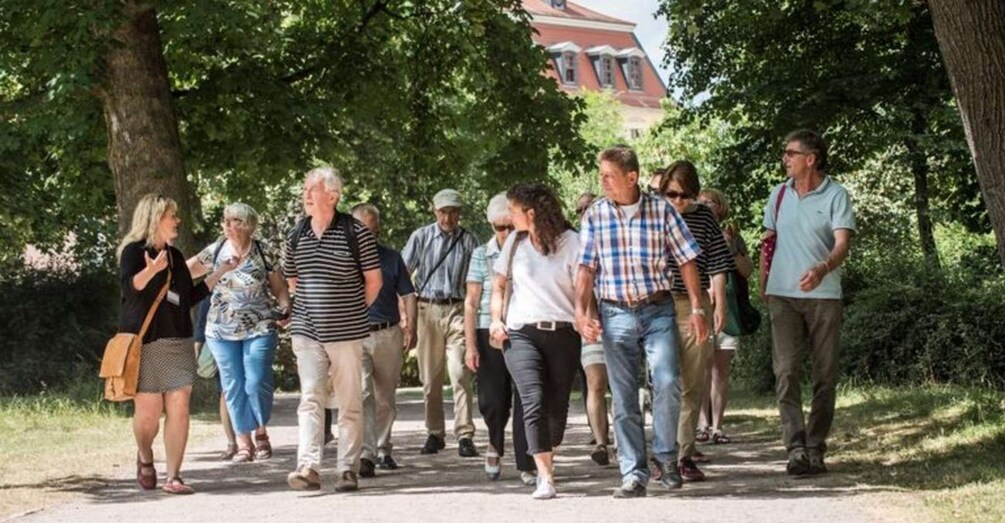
[907,110,941,269]
[929,0,1005,269]
[100,3,198,255]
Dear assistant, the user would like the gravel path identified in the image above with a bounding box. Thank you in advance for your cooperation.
[15,392,914,523]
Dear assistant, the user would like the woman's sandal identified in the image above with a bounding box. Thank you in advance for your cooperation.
[712,431,732,445]
[219,442,238,461]
[162,477,195,495]
[136,454,157,490]
[232,446,255,463]
[254,434,273,461]
[696,427,711,443]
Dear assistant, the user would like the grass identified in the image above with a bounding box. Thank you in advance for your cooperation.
[2,380,1003,521]
[0,378,222,520]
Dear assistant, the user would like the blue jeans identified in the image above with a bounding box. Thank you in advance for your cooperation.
[206,332,278,435]
[601,300,681,485]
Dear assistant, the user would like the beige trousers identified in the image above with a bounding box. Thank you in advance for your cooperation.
[361,325,404,460]
[675,294,713,459]
[291,335,364,474]
[416,301,475,439]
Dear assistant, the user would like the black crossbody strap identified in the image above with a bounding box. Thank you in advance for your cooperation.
[416,227,466,297]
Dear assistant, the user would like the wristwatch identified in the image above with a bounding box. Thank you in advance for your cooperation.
[691,308,705,316]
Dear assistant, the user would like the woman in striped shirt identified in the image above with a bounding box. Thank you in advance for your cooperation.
[659,160,735,483]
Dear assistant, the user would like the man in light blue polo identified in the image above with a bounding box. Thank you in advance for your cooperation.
[761,129,856,477]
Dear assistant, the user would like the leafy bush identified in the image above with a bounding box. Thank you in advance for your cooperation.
[0,267,119,394]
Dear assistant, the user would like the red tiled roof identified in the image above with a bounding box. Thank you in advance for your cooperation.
[522,0,632,25]
[531,23,667,108]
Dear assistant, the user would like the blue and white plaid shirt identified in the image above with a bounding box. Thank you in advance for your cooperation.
[579,191,701,303]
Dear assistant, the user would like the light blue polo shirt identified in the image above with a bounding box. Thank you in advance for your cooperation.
[763,177,856,299]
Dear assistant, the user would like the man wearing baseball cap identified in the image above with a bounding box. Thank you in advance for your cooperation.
[402,189,481,457]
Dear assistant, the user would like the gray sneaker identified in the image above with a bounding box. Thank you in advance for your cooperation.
[613,478,647,498]
[334,470,358,492]
[786,448,812,477]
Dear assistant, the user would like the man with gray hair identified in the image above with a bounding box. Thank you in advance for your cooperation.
[350,203,418,477]
[402,188,481,457]
[283,167,383,492]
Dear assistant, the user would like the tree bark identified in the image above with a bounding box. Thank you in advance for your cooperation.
[907,110,941,269]
[100,3,198,255]
[929,0,1005,269]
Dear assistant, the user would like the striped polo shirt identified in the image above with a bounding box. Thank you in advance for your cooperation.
[668,203,736,293]
[579,191,701,303]
[282,214,380,343]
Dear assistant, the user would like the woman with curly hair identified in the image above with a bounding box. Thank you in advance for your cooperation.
[489,182,581,500]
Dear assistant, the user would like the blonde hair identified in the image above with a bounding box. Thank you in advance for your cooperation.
[224,202,259,232]
[698,188,730,221]
[117,194,177,260]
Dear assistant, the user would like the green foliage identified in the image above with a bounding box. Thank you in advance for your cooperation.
[0,267,119,394]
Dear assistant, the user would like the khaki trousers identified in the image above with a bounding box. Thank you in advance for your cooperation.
[361,325,404,460]
[768,296,843,456]
[416,301,475,439]
[675,294,713,459]
[291,335,364,474]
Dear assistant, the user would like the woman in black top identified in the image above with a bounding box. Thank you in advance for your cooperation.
[118,194,238,495]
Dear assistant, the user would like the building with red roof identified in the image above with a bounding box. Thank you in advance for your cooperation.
[524,0,667,138]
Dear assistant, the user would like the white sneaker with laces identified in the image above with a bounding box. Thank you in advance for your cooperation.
[532,476,556,500]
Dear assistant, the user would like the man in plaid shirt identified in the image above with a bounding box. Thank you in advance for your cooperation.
[575,145,709,499]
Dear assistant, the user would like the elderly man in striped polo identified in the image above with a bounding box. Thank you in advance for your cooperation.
[283,167,383,493]
[402,189,481,457]
[575,145,708,499]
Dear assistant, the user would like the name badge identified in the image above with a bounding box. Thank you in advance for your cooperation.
[166,290,181,306]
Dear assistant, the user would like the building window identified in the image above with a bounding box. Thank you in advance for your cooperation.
[629,128,643,140]
[627,57,643,90]
[600,55,615,88]
[562,51,577,85]
[551,0,566,9]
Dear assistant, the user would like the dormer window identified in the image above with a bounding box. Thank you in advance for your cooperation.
[617,48,647,91]
[547,42,582,86]
[562,51,577,84]
[586,45,618,89]
[550,0,566,9]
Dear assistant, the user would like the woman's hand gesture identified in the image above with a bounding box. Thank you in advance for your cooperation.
[144,249,169,274]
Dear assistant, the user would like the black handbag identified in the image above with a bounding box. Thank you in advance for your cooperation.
[723,269,761,336]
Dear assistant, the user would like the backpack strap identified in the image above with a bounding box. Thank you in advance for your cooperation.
[211,237,227,265]
[253,239,272,272]
[339,212,364,284]
[416,227,467,297]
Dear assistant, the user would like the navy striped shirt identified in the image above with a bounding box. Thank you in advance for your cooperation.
[668,203,735,293]
[282,214,380,343]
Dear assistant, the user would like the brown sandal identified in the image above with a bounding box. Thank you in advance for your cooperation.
[232,447,255,463]
[137,453,157,490]
[162,477,195,495]
[254,434,272,460]
[219,442,238,461]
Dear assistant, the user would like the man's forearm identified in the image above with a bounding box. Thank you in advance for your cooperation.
[575,266,596,318]
[680,261,704,309]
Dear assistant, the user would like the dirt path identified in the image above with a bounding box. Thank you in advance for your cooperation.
[12,392,918,523]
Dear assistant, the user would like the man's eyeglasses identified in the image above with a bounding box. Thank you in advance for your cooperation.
[664,190,691,200]
[783,149,809,158]
[492,223,514,232]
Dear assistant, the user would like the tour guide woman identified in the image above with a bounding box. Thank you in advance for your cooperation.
[118,194,238,494]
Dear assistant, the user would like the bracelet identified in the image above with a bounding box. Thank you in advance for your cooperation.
[691,308,705,316]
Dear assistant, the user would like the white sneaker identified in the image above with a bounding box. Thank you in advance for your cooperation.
[520,471,537,486]
[532,476,556,500]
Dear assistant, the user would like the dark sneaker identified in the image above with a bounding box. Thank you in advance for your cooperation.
[590,444,610,466]
[420,434,446,455]
[652,459,683,489]
[786,449,812,477]
[334,471,359,492]
[377,454,399,470]
[287,466,321,491]
[613,478,647,498]
[807,451,827,475]
[458,437,479,458]
[678,457,706,482]
[359,458,376,478]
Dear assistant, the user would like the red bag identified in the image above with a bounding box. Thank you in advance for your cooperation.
[759,185,787,283]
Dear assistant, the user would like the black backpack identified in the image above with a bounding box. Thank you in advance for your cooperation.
[288,213,363,282]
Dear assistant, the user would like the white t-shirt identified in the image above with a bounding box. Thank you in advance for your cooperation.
[494,229,580,329]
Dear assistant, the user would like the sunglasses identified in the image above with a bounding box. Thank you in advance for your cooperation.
[664,190,692,200]
[492,224,514,232]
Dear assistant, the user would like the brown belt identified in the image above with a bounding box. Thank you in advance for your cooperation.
[601,290,673,309]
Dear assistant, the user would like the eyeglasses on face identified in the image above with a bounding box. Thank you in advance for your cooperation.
[664,190,692,200]
[492,223,514,232]
[783,149,809,158]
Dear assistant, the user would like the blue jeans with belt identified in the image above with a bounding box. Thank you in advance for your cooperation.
[600,300,681,485]
[206,332,278,435]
